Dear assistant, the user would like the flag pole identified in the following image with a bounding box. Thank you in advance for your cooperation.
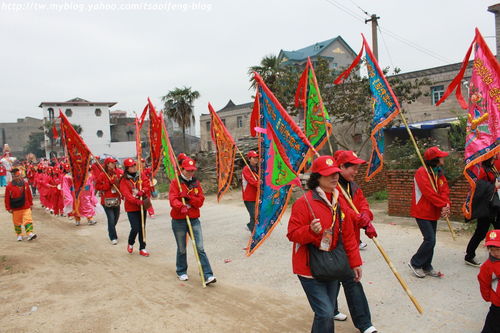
[337,184,424,314]
[398,112,456,240]
[135,116,146,243]
[163,124,206,288]
[236,147,257,180]
[90,155,122,196]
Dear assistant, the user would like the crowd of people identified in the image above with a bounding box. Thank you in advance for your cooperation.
[2,147,499,332]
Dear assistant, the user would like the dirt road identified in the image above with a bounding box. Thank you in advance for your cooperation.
[0,190,490,332]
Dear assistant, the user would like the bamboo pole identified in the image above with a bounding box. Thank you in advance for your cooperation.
[236,147,257,180]
[399,113,456,240]
[136,156,146,242]
[338,184,424,315]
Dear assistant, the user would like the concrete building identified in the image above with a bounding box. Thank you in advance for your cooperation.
[39,97,137,159]
[0,117,43,158]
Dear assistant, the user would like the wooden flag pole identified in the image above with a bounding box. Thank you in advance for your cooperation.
[338,184,424,315]
[236,147,257,180]
[399,113,456,240]
[90,155,122,196]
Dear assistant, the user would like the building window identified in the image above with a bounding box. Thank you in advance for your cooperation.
[65,108,73,117]
[206,121,210,131]
[126,130,133,141]
[237,116,243,128]
[95,108,102,116]
[48,108,54,120]
[96,130,103,138]
[431,85,444,105]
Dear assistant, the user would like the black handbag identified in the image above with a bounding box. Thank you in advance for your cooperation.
[10,185,26,209]
[308,220,355,282]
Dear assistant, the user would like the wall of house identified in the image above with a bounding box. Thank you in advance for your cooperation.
[0,117,43,157]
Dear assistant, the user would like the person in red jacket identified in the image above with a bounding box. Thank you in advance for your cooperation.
[0,163,8,187]
[242,150,259,232]
[4,168,37,241]
[334,150,378,333]
[169,157,216,285]
[478,229,500,333]
[95,157,122,245]
[465,155,500,267]
[408,146,450,278]
[119,158,151,257]
[287,155,362,333]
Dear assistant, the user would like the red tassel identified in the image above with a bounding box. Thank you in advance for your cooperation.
[334,40,364,85]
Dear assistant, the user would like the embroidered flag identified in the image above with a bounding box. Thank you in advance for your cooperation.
[247,72,315,255]
[161,120,177,181]
[334,34,400,181]
[208,102,237,201]
[147,98,163,176]
[436,28,500,219]
[59,110,92,200]
[295,57,332,151]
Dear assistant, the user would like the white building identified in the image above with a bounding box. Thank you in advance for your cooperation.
[39,97,137,159]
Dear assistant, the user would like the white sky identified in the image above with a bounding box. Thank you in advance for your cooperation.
[0,0,498,135]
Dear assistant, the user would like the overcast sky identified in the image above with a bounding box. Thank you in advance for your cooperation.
[0,0,498,135]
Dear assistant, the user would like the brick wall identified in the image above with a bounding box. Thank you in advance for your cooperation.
[387,169,469,221]
[353,163,388,197]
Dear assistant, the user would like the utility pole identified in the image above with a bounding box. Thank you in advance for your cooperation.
[365,14,380,61]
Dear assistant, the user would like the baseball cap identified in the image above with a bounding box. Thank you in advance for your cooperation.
[104,157,117,165]
[247,150,259,158]
[123,158,136,167]
[423,146,449,161]
[485,230,500,247]
[335,150,366,166]
[181,158,197,171]
[311,156,342,176]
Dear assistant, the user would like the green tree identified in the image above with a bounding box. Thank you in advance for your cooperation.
[161,87,200,152]
[24,132,45,157]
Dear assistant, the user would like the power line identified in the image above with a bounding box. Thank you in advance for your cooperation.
[378,25,395,69]
[323,0,365,23]
[347,0,371,17]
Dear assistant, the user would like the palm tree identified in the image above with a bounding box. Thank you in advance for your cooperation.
[248,54,283,90]
[161,87,200,152]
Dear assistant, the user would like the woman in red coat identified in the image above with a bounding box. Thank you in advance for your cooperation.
[241,150,259,232]
[408,146,450,278]
[95,157,122,245]
[287,155,362,333]
[119,158,151,256]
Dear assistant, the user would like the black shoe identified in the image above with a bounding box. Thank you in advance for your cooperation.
[464,257,481,267]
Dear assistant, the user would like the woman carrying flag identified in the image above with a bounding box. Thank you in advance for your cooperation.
[242,150,259,232]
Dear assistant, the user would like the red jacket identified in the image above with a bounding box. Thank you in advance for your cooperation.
[242,165,258,201]
[119,173,151,212]
[338,179,373,242]
[95,169,122,206]
[478,258,500,307]
[169,177,205,219]
[410,167,450,221]
[287,189,362,277]
[4,180,33,211]
[0,165,6,176]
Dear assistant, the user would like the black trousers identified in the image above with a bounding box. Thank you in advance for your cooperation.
[482,304,500,333]
[104,206,120,241]
[466,216,500,260]
[127,210,147,250]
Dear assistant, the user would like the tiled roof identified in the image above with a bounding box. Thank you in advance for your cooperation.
[279,36,356,62]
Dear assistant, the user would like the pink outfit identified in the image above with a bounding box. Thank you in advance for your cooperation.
[77,175,97,218]
[62,174,74,216]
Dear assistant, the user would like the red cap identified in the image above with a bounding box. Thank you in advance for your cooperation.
[104,157,117,165]
[333,150,346,160]
[181,158,197,171]
[423,146,449,161]
[123,158,136,167]
[311,156,342,176]
[335,151,366,166]
[177,153,187,161]
[247,150,259,158]
[485,230,500,247]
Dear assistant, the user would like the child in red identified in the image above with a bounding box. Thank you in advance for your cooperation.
[478,230,500,333]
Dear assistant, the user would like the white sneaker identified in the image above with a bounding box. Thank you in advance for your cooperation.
[206,276,217,285]
[88,220,97,225]
[363,326,378,333]
[17,235,23,241]
[178,274,189,281]
[75,221,80,226]
[334,312,347,321]
[27,233,37,241]
[359,242,368,250]
[111,239,118,245]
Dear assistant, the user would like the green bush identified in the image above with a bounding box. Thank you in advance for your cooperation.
[156,183,169,193]
[370,190,388,201]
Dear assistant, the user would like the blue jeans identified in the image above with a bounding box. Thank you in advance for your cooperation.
[298,275,339,333]
[411,218,437,270]
[0,175,6,187]
[127,210,147,250]
[335,278,372,332]
[244,201,256,231]
[104,206,120,241]
[171,218,213,279]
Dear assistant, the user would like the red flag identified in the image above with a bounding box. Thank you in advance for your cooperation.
[59,109,92,200]
[52,123,59,139]
[208,102,237,201]
[138,104,149,129]
[135,116,142,164]
[147,98,163,176]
